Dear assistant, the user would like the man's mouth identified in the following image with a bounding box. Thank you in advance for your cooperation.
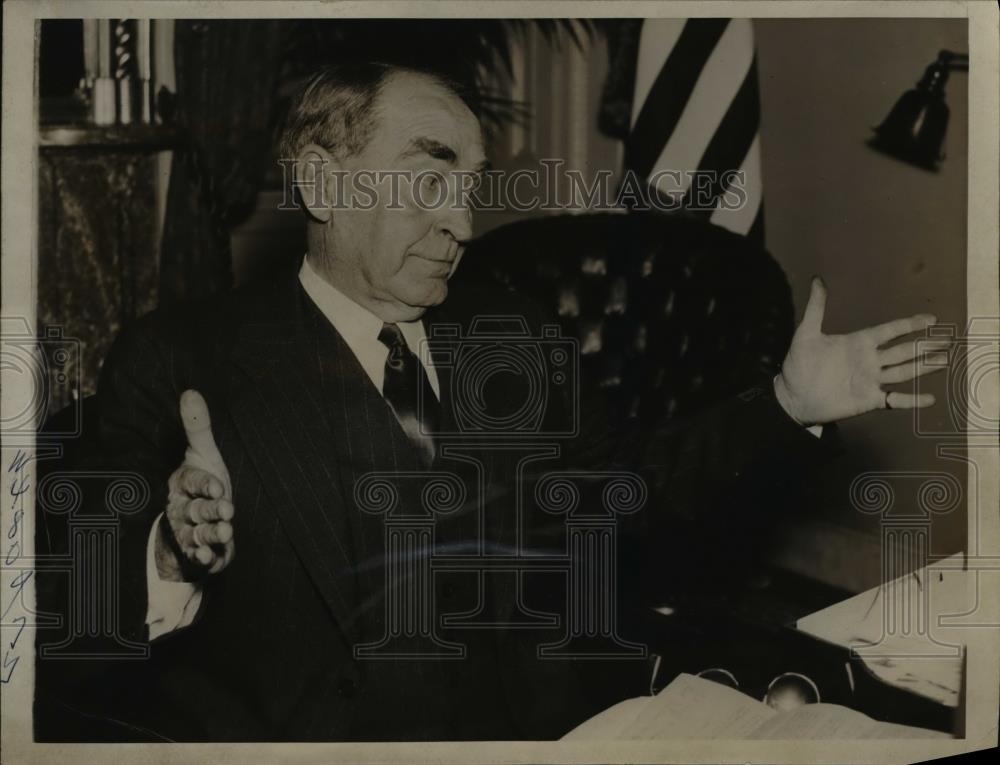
[410,253,453,278]
[410,240,460,264]
[411,252,453,264]
[409,242,461,277]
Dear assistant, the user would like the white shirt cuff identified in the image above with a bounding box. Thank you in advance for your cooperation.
[145,513,203,640]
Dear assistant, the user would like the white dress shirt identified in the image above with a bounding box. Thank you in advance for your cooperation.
[145,256,439,639]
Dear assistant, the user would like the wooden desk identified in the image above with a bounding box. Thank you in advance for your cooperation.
[796,553,966,724]
[626,595,959,734]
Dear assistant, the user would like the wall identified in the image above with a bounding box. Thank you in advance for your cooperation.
[754,19,968,568]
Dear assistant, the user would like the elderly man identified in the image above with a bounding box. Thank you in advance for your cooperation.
[44,62,945,742]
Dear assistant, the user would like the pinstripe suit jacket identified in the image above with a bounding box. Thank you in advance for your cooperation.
[45,259,833,741]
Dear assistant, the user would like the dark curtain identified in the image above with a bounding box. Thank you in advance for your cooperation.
[159,20,286,305]
[596,20,643,141]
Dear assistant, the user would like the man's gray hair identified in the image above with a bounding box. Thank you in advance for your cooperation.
[277,62,469,161]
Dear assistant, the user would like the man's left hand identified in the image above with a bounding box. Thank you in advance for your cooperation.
[773,277,951,426]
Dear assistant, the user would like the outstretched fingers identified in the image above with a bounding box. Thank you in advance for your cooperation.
[880,339,951,367]
[885,391,937,410]
[869,314,937,347]
[880,356,949,385]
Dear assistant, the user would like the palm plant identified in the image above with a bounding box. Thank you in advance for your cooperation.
[279,19,591,138]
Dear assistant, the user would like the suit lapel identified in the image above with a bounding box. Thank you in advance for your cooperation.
[226,277,364,647]
[310,303,429,637]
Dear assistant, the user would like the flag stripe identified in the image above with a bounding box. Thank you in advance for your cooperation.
[631,20,686,127]
[625,18,730,179]
[624,18,766,246]
[709,133,764,235]
[649,19,754,198]
[682,59,761,212]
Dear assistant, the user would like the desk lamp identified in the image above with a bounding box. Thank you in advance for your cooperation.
[868,49,968,171]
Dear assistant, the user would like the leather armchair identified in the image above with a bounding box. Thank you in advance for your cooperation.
[460,211,801,609]
[460,211,795,428]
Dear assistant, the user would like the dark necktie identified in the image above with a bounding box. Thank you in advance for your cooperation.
[378,323,440,466]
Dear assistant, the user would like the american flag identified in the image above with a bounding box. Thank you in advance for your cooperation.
[624,18,765,246]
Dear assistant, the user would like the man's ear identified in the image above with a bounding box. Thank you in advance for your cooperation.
[295,144,342,223]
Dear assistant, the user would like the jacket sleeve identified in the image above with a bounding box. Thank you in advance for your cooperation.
[634,380,840,522]
[556,372,842,602]
[88,315,190,644]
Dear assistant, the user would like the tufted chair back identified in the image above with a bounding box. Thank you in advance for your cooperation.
[459,211,795,430]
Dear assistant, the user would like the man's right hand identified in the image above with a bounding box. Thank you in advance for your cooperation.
[155,389,234,581]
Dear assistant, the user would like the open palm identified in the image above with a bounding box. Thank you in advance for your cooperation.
[774,278,950,425]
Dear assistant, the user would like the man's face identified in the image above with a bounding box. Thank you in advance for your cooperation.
[324,72,488,322]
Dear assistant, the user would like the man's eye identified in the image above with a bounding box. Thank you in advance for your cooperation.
[423,175,440,191]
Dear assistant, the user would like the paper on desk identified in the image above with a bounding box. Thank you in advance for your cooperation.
[796,553,967,706]
[562,673,949,740]
[624,673,776,738]
[563,674,776,740]
[747,704,950,739]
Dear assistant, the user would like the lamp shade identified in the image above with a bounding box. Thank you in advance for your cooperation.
[869,63,950,171]
[869,51,966,172]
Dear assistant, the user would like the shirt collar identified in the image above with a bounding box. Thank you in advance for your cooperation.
[298,254,383,352]
[297,255,439,397]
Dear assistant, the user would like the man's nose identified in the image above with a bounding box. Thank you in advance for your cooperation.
[434,187,473,243]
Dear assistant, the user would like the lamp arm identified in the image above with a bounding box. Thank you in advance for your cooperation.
[938,49,969,72]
